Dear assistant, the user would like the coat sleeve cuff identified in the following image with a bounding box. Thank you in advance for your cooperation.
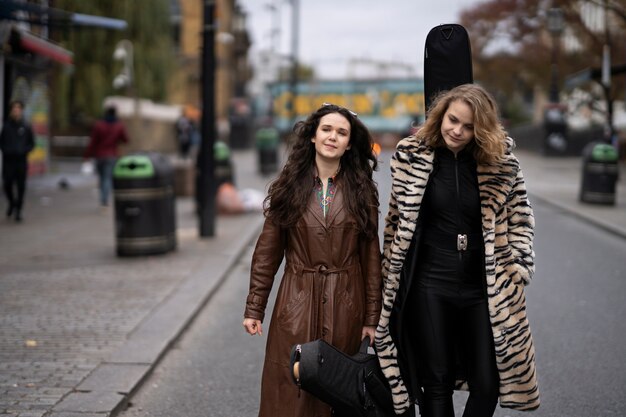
[364,301,381,327]
[244,293,267,321]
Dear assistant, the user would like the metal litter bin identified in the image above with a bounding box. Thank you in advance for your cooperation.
[215,141,235,188]
[113,153,176,256]
[579,142,619,205]
[256,127,279,175]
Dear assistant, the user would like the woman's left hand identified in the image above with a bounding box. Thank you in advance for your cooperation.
[361,326,376,346]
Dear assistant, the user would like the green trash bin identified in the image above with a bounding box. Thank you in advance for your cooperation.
[255,127,279,175]
[113,153,176,256]
[214,140,235,187]
[579,142,619,205]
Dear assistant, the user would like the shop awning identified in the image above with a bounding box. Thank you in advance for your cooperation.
[0,0,127,30]
[10,27,73,66]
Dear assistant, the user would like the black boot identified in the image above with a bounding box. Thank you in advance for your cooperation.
[14,207,22,222]
[6,202,14,218]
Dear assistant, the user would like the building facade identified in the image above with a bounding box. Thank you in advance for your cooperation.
[168,0,252,147]
[1,4,74,175]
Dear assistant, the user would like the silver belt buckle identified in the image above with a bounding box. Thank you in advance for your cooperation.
[457,234,468,251]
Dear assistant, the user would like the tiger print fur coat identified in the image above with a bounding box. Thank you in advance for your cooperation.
[375,135,540,414]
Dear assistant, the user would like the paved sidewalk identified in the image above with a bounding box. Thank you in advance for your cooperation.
[515,149,626,239]
[0,149,277,417]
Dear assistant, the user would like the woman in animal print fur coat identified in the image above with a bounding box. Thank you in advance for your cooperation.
[376,84,539,417]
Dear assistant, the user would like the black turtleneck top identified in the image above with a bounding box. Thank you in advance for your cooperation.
[417,146,485,285]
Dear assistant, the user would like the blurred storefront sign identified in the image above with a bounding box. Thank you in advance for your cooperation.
[9,26,73,65]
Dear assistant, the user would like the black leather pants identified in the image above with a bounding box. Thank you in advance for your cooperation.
[412,248,499,417]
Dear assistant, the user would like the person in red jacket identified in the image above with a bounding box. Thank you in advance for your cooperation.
[84,105,129,206]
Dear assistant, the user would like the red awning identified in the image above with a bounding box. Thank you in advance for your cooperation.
[12,28,73,65]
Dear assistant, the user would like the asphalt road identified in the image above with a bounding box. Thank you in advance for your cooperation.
[118,151,626,417]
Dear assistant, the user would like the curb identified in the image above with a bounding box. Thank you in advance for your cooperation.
[529,192,626,241]
[49,215,265,416]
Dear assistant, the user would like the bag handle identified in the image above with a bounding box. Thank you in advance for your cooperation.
[360,336,372,354]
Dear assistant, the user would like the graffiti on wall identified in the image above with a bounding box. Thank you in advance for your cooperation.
[269,79,425,133]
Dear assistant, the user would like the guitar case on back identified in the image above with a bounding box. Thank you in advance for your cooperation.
[424,24,473,111]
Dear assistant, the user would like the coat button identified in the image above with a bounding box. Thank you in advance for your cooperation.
[494,289,500,295]
[322,296,327,304]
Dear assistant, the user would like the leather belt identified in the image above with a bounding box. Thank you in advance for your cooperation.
[290,264,351,276]
[422,230,483,251]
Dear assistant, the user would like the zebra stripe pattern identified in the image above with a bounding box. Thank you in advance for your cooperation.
[376,136,540,414]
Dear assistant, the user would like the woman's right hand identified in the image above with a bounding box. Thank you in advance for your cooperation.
[243,318,263,336]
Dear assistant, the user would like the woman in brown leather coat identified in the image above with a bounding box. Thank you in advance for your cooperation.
[243,103,382,417]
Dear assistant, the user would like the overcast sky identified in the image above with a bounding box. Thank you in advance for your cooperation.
[238,0,486,79]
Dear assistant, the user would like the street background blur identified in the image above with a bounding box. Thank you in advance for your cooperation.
[2,0,625,163]
[1,1,626,416]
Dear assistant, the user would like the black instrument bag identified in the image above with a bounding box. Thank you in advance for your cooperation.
[290,337,413,417]
[424,23,473,110]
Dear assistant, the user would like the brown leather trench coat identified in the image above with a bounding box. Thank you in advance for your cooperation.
[244,186,382,417]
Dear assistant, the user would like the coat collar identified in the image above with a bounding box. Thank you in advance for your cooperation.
[307,183,345,228]
[395,135,518,219]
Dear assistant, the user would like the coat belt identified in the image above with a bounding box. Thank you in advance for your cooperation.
[421,230,483,251]
[289,263,353,276]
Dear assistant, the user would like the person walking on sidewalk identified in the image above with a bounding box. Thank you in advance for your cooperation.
[174,110,197,159]
[243,103,382,417]
[84,105,129,206]
[1,100,35,222]
[376,84,540,417]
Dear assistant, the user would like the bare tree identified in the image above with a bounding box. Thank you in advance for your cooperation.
[459,0,626,124]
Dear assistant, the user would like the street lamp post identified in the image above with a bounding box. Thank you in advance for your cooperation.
[197,0,217,237]
[288,0,299,126]
[601,0,615,145]
[547,7,564,103]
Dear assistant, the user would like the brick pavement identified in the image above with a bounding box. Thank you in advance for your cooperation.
[0,149,276,417]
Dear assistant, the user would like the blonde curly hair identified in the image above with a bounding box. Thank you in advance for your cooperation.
[418,84,507,165]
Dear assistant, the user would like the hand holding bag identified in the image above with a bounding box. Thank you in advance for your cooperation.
[290,337,413,417]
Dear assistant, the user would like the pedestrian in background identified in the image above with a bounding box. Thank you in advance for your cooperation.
[0,100,35,222]
[174,109,197,159]
[243,103,382,417]
[376,84,540,417]
[84,105,129,207]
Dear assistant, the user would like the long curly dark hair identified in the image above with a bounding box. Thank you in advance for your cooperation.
[264,104,379,239]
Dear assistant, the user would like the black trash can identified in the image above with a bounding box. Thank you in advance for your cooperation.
[113,153,177,256]
[256,127,279,175]
[579,142,619,205]
[215,141,235,188]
